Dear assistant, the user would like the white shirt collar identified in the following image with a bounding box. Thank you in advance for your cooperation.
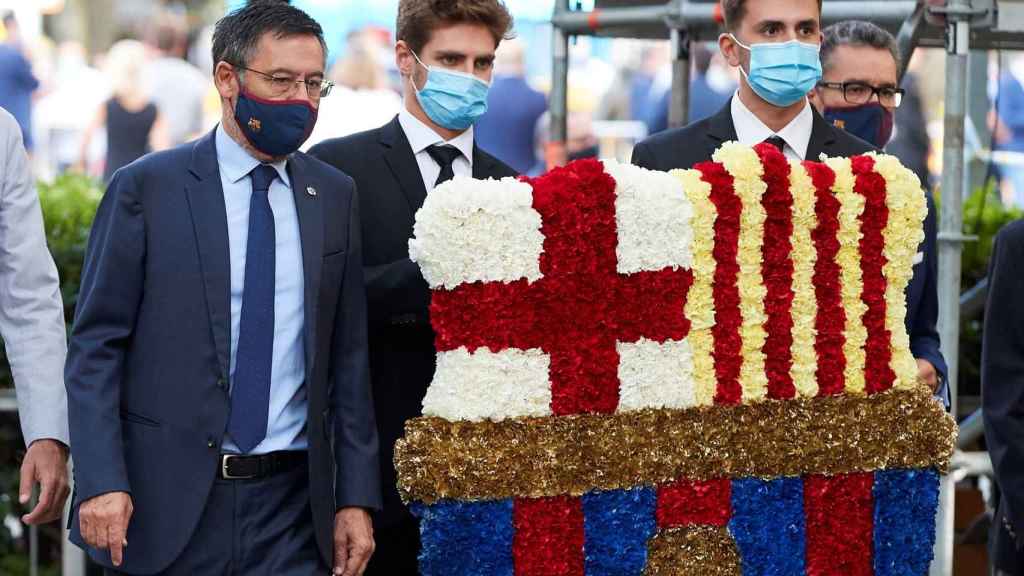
[398,108,475,165]
[730,92,814,160]
[215,123,291,188]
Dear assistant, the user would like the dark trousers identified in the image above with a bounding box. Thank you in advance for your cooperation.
[107,461,327,576]
[364,516,420,576]
[992,499,1024,576]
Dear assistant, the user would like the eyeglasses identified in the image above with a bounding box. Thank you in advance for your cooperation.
[816,81,905,109]
[230,63,334,100]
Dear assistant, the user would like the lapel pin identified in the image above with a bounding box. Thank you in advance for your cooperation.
[306,186,317,197]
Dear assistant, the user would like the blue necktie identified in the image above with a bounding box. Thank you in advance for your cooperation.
[228,164,278,453]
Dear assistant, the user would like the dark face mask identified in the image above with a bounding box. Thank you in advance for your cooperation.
[823,102,895,149]
[234,89,318,157]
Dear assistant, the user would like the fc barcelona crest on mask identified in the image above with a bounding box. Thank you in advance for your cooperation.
[248,117,262,133]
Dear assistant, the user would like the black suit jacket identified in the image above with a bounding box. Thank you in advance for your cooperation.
[983,219,1024,570]
[631,97,876,172]
[65,131,380,573]
[308,117,517,528]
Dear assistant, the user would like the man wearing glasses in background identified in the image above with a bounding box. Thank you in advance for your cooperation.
[809,20,947,407]
[65,2,380,574]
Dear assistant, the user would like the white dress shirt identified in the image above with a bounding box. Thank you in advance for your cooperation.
[215,125,308,455]
[731,92,814,161]
[398,108,474,191]
[0,109,68,446]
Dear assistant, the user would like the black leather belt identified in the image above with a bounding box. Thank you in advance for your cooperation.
[218,451,307,480]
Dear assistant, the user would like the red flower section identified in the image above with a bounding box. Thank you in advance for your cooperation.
[755,143,796,399]
[851,156,895,394]
[697,161,743,405]
[430,159,693,415]
[513,496,585,576]
[804,473,875,576]
[656,478,732,527]
[804,161,847,396]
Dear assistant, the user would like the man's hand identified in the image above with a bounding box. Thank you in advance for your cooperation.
[916,358,939,393]
[333,507,375,576]
[19,439,69,525]
[79,492,133,567]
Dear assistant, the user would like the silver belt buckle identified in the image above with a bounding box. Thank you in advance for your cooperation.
[221,454,250,480]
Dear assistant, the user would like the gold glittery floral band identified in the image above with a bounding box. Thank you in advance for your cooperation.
[644,527,741,576]
[395,387,956,504]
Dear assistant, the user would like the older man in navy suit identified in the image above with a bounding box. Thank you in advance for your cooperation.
[65,3,379,575]
[809,20,947,402]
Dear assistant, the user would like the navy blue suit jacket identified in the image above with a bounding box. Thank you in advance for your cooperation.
[65,130,381,574]
[906,193,948,404]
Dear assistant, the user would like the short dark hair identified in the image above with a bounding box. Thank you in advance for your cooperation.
[397,0,514,56]
[821,20,900,74]
[211,0,325,70]
[721,0,823,32]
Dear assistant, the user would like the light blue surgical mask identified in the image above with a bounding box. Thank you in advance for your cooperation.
[731,34,822,108]
[411,50,490,131]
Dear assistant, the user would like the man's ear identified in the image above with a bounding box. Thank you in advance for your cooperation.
[396,40,415,78]
[718,33,742,68]
[214,61,238,100]
[808,86,825,113]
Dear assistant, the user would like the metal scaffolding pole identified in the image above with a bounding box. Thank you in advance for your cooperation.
[931,0,975,573]
[669,27,690,129]
[548,0,571,169]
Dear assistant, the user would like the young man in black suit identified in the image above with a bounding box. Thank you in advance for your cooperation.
[308,1,517,573]
[632,0,873,172]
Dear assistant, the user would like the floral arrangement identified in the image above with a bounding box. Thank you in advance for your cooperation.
[397,142,957,576]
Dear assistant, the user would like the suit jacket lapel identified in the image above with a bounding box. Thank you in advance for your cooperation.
[380,117,429,212]
[705,99,739,160]
[185,131,232,379]
[805,107,838,162]
[287,154,323,380]
[472,144,496,179]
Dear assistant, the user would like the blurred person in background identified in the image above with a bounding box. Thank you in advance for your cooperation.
[629,44,668,123]
[474,38,547,174]
[77,39,169,182]
[0,106,71,528]
[0,11,40,151]
[809,20,947,406]
[645,42,735,134]
[143,20,210,146]
[303,29,401,150]
[33,41,110,175]
[994,53,1024,207]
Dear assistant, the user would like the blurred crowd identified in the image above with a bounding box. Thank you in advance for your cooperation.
[4,4,1024,209]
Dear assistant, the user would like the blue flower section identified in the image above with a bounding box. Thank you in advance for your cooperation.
[582,487,657,575]
[411,499,514,576]
[729,477,806,576]
[873,468,940,576]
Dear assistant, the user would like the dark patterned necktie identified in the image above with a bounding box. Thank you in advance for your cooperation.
[763,135,787,154]
[426,144,463,187]
[228,164,277,453]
